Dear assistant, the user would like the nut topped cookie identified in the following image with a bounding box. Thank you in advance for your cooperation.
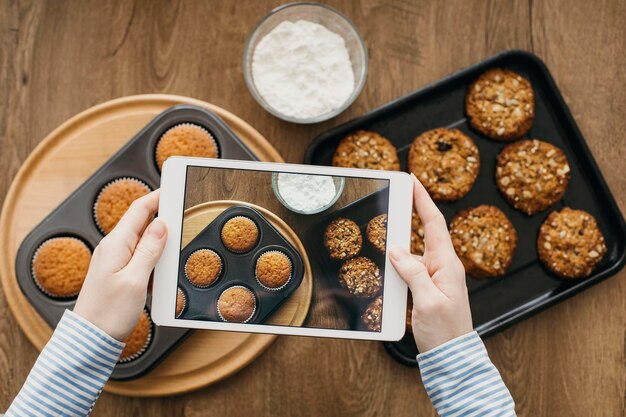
[366,214,387,254]
[339,256,382,298]
[324,218,363,260]
[466,68,534,141]
[332,130,401,171]
[362,296,383,331]
[496,140,570,215]
[411,211,425,255]
[407,128,480,202]
[538,207,607,279]
[450,205,518,278]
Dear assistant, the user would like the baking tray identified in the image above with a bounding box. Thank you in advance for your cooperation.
[15,104,258,380]
[304,188,389,332]
[178,205,304,323]
[303,50,626,365]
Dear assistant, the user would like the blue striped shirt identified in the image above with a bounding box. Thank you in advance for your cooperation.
[5,310,123,417]
[417,331,516,416]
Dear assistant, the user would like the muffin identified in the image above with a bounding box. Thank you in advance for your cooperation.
[496,139,570,215]
[120,310,152,363]
[217,286,257,323]
[407,128,480,201]
[339,256,382,298]
[362,296,383,331]
[450,205,518,278]
[466,68,535,141]
[155,123,219,170]
[31,237,92,298]
[221,216,259,253]
[324,218,363,260]
[185,249,223,288]
[255,250,292,290]
[94,178,151,235]
[366,214,387,254]
[332,130,401,171]
[411,211,425,256]
[537,207,607,279]
[176,287,187,318]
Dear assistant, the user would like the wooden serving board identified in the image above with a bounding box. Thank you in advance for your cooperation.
[0,94,313,397]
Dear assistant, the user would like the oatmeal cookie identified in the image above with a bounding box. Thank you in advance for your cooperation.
[366,214,387,254]
[324,218,363,260]
[411,211,425,255]
[338,256,382,298]
[362,296,383,331]
[332,130,401,170]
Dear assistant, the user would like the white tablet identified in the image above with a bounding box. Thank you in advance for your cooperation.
[152,157,412,341]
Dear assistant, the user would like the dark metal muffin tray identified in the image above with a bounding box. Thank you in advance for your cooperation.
[177,205,304,323]
[304,188,389,332]
[303,50,626,365]
[15,104,258,380]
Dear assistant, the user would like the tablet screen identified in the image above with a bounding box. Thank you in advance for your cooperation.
[175,165,391,332]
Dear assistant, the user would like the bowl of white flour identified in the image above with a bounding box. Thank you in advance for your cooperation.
[243,2,368,123]
[272,172,345,214]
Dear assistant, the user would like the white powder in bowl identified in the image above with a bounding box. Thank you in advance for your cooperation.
[276,173,337,212]
[251,20,355,120]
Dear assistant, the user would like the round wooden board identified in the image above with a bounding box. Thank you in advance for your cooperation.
[0,94,310,397]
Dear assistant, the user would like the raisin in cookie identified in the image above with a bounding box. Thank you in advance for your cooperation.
[450,205,518,278]
[466,68,534,141]
[537,207,606,279]
[332,130,401,170]
[496,139,570,215]
[407,128,480,202]
[324,218,363,260]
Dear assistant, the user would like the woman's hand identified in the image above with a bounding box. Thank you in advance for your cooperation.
[390,175,473,353]
[74,190,167,341]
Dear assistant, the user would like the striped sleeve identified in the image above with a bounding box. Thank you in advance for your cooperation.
[5,310,124,417]
[417,331,516,417]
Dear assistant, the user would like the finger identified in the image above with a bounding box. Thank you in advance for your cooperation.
[411,174,455,253]
[389,246,438,297]
[108,190,160,252]
[124,218,168,287]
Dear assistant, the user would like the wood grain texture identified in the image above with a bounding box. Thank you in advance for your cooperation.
[0,0,624,416]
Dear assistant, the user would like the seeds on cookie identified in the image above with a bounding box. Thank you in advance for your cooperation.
[338,256,382,298]
[332,130,400,171]
[324,218,363,260]
[366,214,387,254]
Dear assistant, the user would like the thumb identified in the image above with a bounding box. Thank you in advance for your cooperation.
[390,246,438,297]
[125,219,168,285]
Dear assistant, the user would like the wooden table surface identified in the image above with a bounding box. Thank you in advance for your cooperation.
[1,1,624,416]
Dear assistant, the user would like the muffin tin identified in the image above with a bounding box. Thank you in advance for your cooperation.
[177,205,305,323]
[305,188,389,332]
[303,50,626,364]
[15,104,258,380]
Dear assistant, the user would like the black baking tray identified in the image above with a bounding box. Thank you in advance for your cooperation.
[304,188,389,332]
[303,50,626,365]
[15,104,258,380]
[178,205,304,323]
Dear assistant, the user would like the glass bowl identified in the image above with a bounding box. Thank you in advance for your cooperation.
[271,172,345,215]
[243,2,368,124]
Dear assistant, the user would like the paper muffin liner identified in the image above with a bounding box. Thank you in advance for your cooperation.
[216,285,257,324]
[254,250,293,291]
[176,287,187,318]
[93,177,152,235]
[31,236,91,299]
[154,123,220,170]
[118,309,153,363]
[220,216,260,253]
[184,248,223,288]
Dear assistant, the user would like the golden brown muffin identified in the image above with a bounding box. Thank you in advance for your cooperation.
[332,130,401,170]
[411,211,425,255]
[324,218,363,260]
[217,286,257,323]
[221,216,259,253]
[450,205,518,279]
[94,178,151,235]
[120,311,152,362]
[496,139,570,215]
[407,128,480,202]
[185,249,223,287]
[31,237,92,298]
[338,256,382,298]
[176,287,187,318]
[362,296,383,331]
[366,214,387,254]
[155,123,219,170]
[255,251,292,290]
[537,207,607,279]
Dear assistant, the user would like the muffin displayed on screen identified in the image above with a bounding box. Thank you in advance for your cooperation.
[176,287,187,318]
[366,214,387,254]
[339,256,382,298]
[185,249,223,288]
[362,296,383,331]
[324,218,362,260]
[217,286,257,323]
[120,310,152,363]
[31,237,92,298]
[221,216,259,253]
[93,177,151,235]
[255,250,292,290]
[332,130,400,171]
[155,123,219,170]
